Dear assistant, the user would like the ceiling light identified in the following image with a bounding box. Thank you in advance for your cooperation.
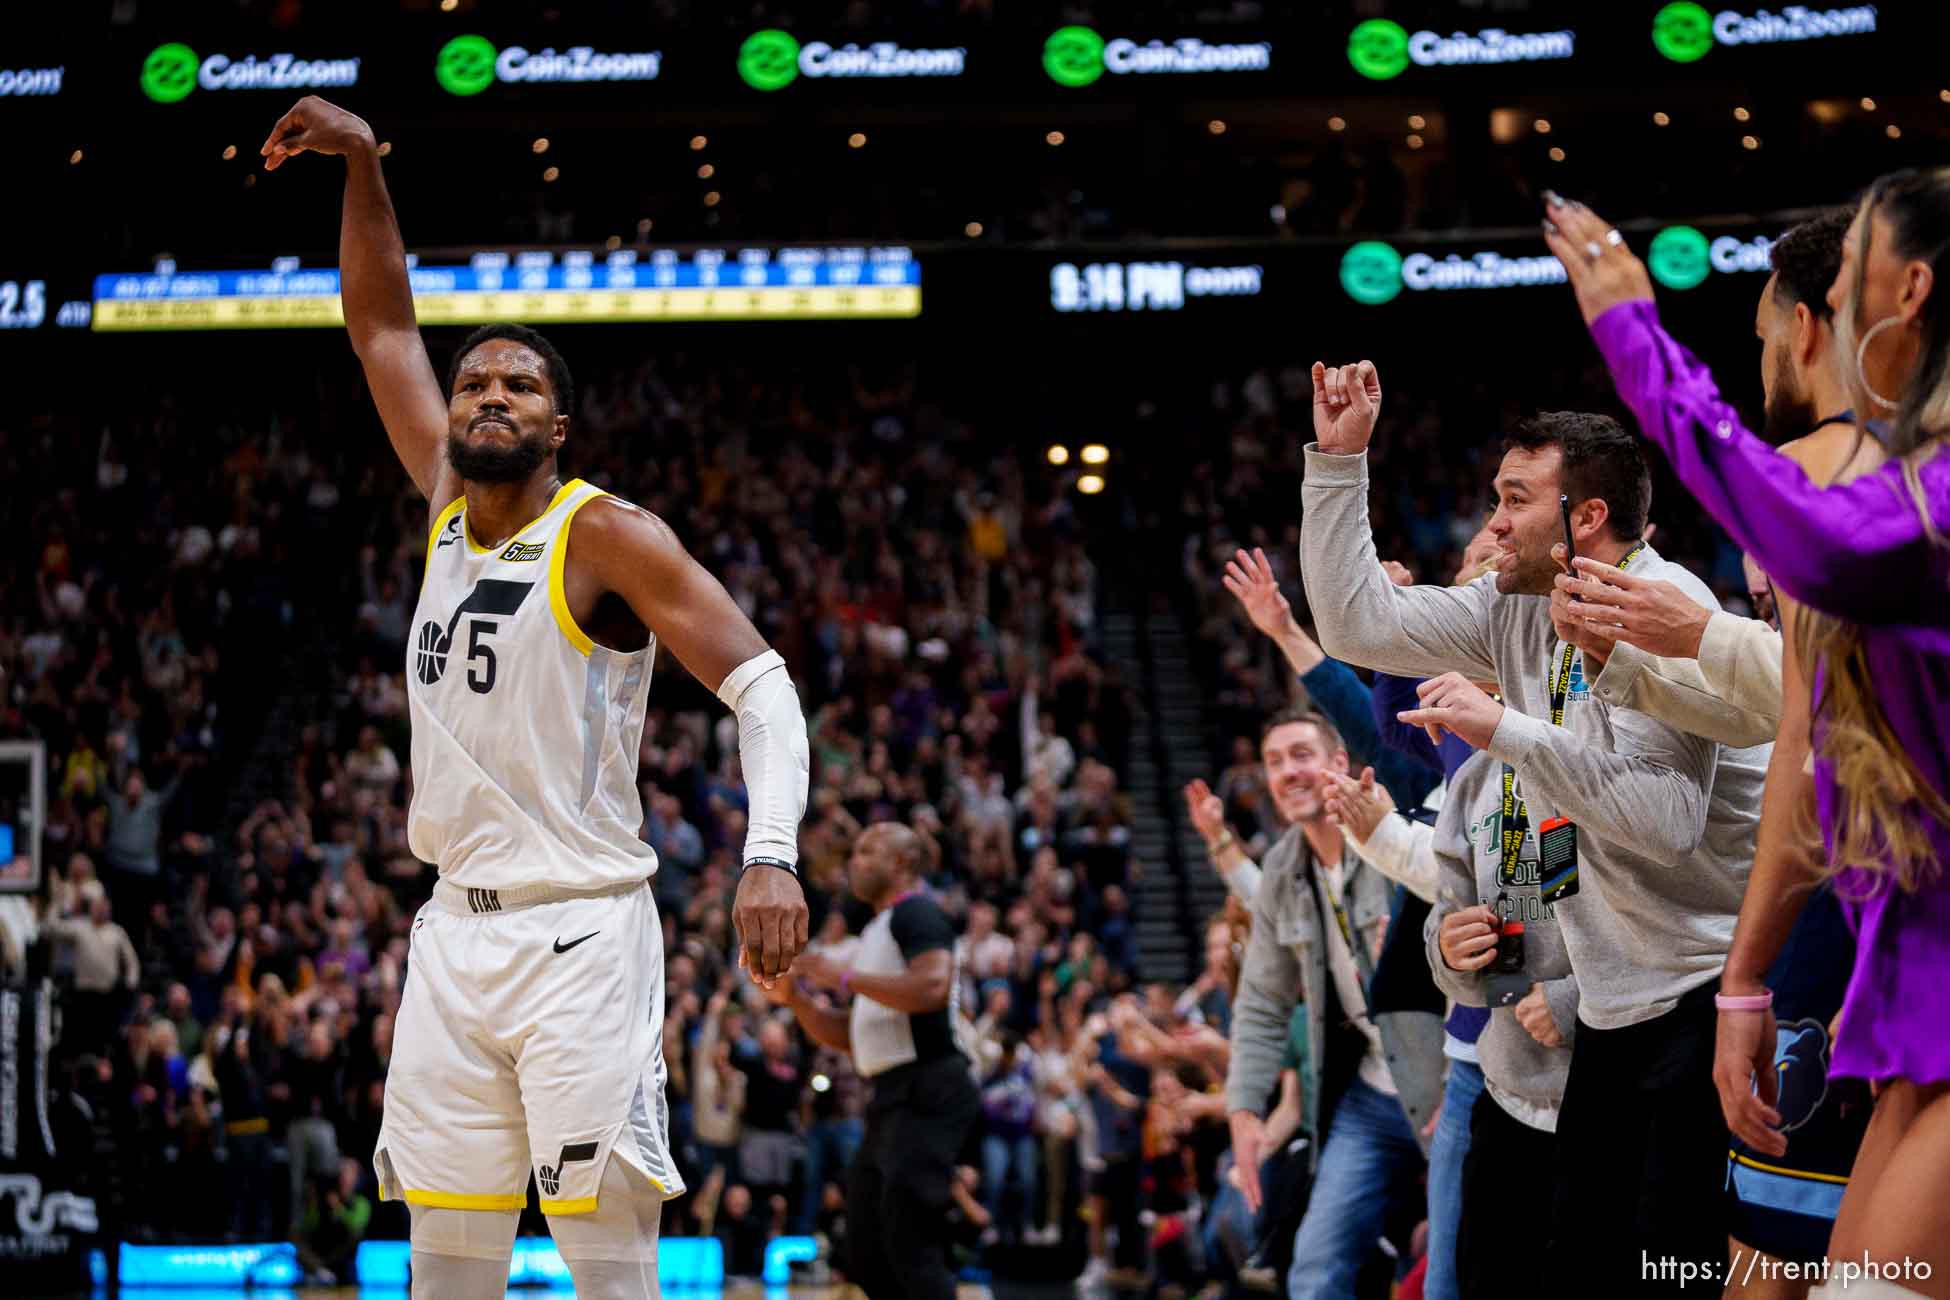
[1408,114,1426,130]
[1534,118,1551,134]
[1860,97,1876,111]
[703,190,720,206]
[697,163,714,179]
[222,145,237,160]
[1047,445,1070,466]
[848,132,867,149]
[1653,111,1670,126]
[964,221,983,238]
[1081,444,1109,465]
[1077,475,1105,496]
[1407,134,1424,150]
[1328,116,1346,132]
[1208,119,1226,135]
[1046,130,1065,146]
[1549,147,1566,162]
[691,135,707,151]
[1742,135,1760,150]
[532,137,549,154]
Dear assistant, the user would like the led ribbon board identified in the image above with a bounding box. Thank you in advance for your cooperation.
[92,247,921,331]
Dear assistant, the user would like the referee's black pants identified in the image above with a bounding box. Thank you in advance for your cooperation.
[846,1056,980,1300]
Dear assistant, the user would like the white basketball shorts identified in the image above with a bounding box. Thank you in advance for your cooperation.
[374,879,685,1216]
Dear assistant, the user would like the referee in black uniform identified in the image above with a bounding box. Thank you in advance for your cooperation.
[768,822,978,1300]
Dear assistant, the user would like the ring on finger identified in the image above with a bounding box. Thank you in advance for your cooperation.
[1583,240,1605,264]
[1605,228,1624,247]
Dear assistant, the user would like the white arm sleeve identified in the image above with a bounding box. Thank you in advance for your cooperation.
[716,649,810,870]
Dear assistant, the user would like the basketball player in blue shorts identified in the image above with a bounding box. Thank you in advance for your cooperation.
[260,97,813,1299]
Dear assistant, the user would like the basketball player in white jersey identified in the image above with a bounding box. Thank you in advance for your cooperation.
[260,97,812,1299]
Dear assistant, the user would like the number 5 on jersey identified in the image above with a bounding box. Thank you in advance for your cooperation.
[415,578,536,695]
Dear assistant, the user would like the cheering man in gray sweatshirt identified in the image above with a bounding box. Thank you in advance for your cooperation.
[1299,360,1767,1292]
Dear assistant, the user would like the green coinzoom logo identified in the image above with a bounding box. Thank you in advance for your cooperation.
[738,29,801,90]
[1647,226,1713,290]
[1348,18,1410,80]
[1652,2,1715,62]
[141,42,200,103]
[1341,241,1404,305]
[1043,25,1106,87]
[436,34,498,96]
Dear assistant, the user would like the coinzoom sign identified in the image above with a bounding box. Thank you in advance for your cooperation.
[435,36,661,96]
[1340,241,1566,305]
[1042,27,1272,87]
[737,30,965,90]
[141,43,359,103]
[1646,227,1775,290]
[1652,3,1877,62]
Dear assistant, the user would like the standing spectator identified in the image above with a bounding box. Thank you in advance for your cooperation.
[342,727,400,799]
[281,1019,345,1237]
[211,987,277,1240]
[48,895,140,1051]
[734,1018,805,1212]
[797,1048,864,1235]
[977,1032,1040,1247]
[103,740,186,920]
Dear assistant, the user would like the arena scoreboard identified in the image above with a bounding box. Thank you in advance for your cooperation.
[91,245,921,331]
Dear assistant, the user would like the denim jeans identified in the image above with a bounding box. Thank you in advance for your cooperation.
[799,1116,864,1233]
[1424,1060,1484,1300]
[1287,1077,1426,1300]
[1201,1151,1254,1282]
[980,1132,1039,1236]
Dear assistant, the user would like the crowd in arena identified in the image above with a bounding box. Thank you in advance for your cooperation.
[6,157,1950,1300]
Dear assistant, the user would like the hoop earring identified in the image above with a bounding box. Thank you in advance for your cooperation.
[1854,315,1905,411]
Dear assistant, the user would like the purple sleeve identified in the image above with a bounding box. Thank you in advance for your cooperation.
[1589,300,1950,626]
[1370,674,1443,775]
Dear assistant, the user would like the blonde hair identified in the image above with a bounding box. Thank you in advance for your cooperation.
[1800,171,1950,894]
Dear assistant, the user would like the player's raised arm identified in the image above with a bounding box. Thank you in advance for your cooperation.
[261,96,454,506]
[571,497,812,981]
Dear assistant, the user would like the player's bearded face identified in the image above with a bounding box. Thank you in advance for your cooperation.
[448,414,552,484]
[447,341,559,484]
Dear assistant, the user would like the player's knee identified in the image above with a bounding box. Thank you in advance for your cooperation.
[408,1202,519,1262]
[548,1154,662,1266]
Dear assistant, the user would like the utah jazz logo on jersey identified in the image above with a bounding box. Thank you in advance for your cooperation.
[435,515,463,549]
[415,578,535,694]
[538,1141,599,1197]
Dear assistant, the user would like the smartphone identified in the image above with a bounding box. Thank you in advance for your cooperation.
[1559,493,1577,568]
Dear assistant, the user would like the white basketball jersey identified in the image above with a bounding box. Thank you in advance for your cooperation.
[405,479,661,891]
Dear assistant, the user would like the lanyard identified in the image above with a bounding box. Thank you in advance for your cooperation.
[1311,853,1375,988]
[1501,540,1646,883]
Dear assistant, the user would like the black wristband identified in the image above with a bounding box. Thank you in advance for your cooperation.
[741,857,798,877]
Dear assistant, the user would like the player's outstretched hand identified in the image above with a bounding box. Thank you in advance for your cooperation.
[733,863,810,987]
[260,96,376,171]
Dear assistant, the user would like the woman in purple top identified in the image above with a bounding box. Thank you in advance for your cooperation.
[1541,172,1950,1288]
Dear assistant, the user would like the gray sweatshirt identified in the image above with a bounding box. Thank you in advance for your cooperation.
[1424,751,1577,1131]
[1301,446,1769,1029]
